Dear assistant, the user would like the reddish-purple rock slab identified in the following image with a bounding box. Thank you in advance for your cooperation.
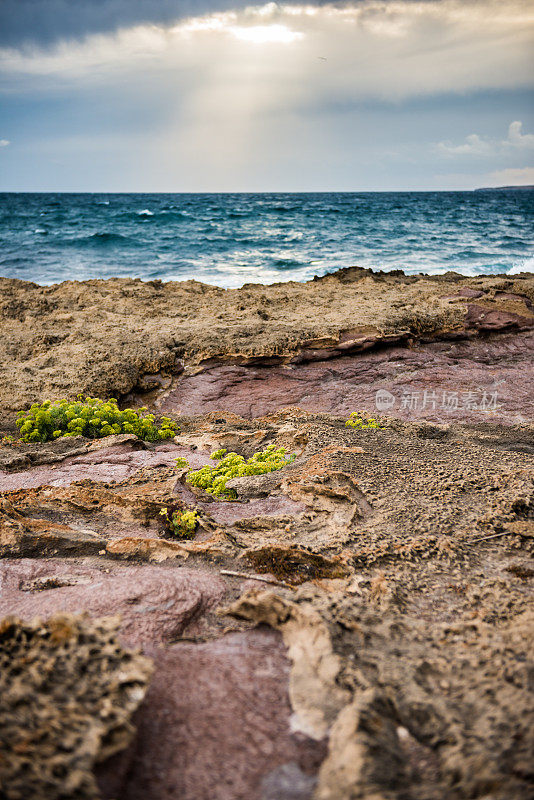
[0,442,210,492]
[1,560,323,799]
[441,287,485,300]
[98,629,325,800]
[157,331,534,424]
[174,481,306,525]
[0,559,226,648]
[206,495,306,525]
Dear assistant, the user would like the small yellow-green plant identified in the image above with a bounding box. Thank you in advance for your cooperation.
[15,397,177,443]
[179,444,296,499]
[159,506,199,539]
[345,412,381,429]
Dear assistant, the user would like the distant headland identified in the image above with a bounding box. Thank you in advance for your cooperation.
[475,184,533,192]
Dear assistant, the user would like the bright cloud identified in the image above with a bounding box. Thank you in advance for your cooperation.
[0,140,10,147]
[1,2,533,190]
[437,134,494,157]
[488,166,534,185]
[228,23,303,44]
[1,1,533,99]
[505,120,534,149]
[437,120,534,157]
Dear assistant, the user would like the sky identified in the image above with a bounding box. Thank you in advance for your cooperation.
[0,0,533,192]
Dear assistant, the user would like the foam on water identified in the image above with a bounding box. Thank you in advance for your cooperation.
[0,190,532,286]
[509,256,534,274]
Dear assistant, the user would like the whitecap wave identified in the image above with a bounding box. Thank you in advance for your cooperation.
[509,256,534,274]
[137,209,153,216]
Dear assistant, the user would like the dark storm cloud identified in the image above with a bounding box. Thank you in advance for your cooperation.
[1,0,532,192]
[0,1,445,48]
[0,0,248,47]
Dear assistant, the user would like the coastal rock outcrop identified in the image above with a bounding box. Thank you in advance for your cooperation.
[0,270,533,799]
[1,269,533,429]
[0,614,152,800]
[155,330,534,424]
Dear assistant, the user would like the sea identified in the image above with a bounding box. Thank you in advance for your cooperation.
[0,190,532,288]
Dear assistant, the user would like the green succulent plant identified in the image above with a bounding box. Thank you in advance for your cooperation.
[15,396,177,443]
[345,411,381,429]
[159,506,199,539]
[178,444,296,500]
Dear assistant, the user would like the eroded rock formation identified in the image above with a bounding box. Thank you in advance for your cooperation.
[0,614,152,800]
[1,269,533,799]
[1,268,533,429]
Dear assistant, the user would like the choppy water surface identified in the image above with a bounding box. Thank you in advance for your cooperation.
[0,190,532,287]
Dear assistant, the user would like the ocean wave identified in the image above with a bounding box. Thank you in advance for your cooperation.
[160,209,191,220]
[0,256,28,266]
[273,257,309,270]
[2,191,532,287]
[61,232,139,248]
[160,205,192,214]
[268,205,298,213]
[509,256,534,274]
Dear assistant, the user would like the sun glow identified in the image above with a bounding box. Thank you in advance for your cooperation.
[228,24,303,45]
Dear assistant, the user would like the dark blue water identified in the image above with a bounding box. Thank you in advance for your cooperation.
[1,191,532,287]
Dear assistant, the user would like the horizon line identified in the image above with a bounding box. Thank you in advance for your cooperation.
[1,186,532,195]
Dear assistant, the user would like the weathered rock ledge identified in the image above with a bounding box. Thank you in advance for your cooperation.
[1,408,533,799]
[1,268,533,799]
[1,268,533,429]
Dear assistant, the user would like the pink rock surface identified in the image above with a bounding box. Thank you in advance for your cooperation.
[466,303,534,330]
[98,629,325,800]
[174,481,306,524]
[0,559,226,648]
[206,495,306,525]
[0,441,208,492]
[157,331,534,423]
[0,559,324,800]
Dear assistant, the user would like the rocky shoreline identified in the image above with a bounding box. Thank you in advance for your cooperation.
[1,267,534,429]
[1,268,533,799]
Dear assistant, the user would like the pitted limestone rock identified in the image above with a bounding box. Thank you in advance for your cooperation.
[0,614,152,800]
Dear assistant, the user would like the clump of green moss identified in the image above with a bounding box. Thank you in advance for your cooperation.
[179,444,295,499]
[345,411,381,429]
[15,397,177,443]
[159,505,199,539]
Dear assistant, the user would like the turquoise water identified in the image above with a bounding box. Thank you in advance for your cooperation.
[0,190,532,287]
